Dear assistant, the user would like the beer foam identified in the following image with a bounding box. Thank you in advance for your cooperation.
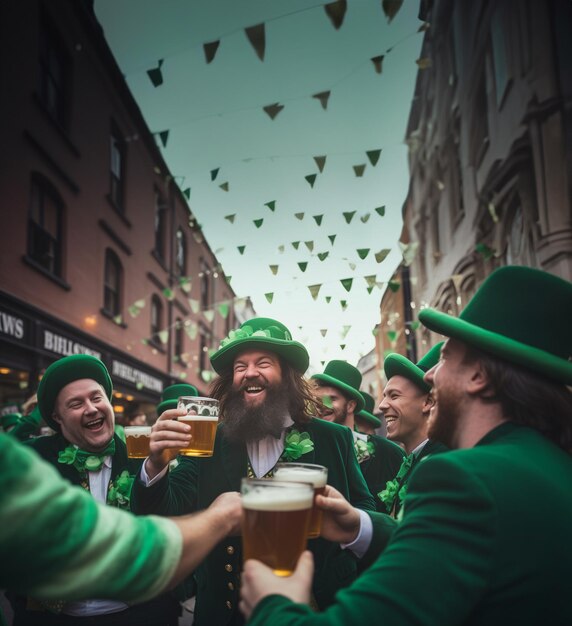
[242,486,313,511]
[178,415,219,422]
[124,427,151,436]
[273,467,327,488]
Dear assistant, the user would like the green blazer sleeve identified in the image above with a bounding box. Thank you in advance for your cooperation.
[248,453,496,626]
[0,434,181,602]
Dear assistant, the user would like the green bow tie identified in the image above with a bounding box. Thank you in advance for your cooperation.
[395,452,415,480]
[58,440,116,472]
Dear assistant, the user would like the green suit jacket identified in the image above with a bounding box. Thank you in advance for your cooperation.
[358,434,405,512]
[249,423,572,626]
[132,417,375,626]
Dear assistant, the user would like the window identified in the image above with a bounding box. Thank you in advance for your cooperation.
[199,324,212,373]
[200,259,211,308]
[28,174,64,277]
[154,193,167,261]
[109,125,125,211]
[175,318,184,360]
[103,249,122,317]
[176,228,186,276]
[38,16,70,128]
[150,295,163,344]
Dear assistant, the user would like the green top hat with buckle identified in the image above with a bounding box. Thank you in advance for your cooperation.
[210,317,309,375]
[312,360,365,412]
[1,412,22,430]
[356,392,382,428]
[419,266,572,385]
[157,383,199,415]
[37,354,113,431]
[384,342,443,394]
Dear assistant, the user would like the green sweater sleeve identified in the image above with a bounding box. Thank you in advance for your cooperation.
[0,434,182,602]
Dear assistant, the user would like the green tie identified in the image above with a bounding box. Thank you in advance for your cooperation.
[58,439,116,472]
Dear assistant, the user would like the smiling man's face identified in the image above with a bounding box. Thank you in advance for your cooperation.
[53,379,115,452]
[232,349,283,407]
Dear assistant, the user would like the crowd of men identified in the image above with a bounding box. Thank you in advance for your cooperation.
[1,265,571,626]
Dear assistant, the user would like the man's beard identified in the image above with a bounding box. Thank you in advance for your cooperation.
[427,388,461,448]
[222,382,291,443]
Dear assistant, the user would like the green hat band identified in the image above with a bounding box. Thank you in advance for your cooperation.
[210,317,309,375]
[419,266,572,385]
[312,360,365,412]
[37,355,113,431]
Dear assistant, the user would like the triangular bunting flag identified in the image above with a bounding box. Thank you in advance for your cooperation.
[348,262,356,271]
[265,200,276,212]
[410,321,421,331]
[188,299,200,314]
[313,214,323,226]
[305,241,314,252]
[298,262,308,272]
[278,245,285,253]
[328,234,336,245]
[204,310,215,323]
[210,168,220,181]
[203,40,220,64]
[312,91,331,110]
[353,164,366,177]
[263,103,284,120]
[201,370,215,383]
[387,329,398,344]
[128,304,142,318]
[388,280,401,293]
[382,0,403,23]
[218,303,230,319]
[308,284,322,300]
[365,275,377,287]
[372,326,379,336]
[162,287,175,301]
[320,328,328,337]
[184,323,198,340]
[371,55,384,74]
[341,278,353,292]
[219,182,229,191]
[360,213,370,223]
[314,156,326,172]
[158,329,169,344]
[325,296,332,303]
[366,149,382,166]
[317,252,329,261]
[193,230,204,244]
[375,206,386,217]
[225,214,236,223]
[179,277,192,293]
[245,23,265,60]
[182,187,191,200]
[324,0,347,29]
[237,245,246,255]
[375,249,391,263]
[291,241,300,249]
[398,241,419,266]
[253,218,264,228]
[158,130,169,147]
[265,292,274,303]
[340,344,346,350]
[113,314,123,325]
[357,248,370,260]
[305,174,317,188]
[367,286,375,294]
[343,211,356,224]
[341,325,351,338]
[147,59,164,87]
[269,265,279,275]
[295,213,305,221]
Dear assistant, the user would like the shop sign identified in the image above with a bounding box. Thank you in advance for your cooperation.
[0,309,27,343]
[111,359,163,393]
[42,328,102,359]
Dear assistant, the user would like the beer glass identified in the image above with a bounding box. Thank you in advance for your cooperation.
[274,463,328,538]
[177,396,219,457]
[241,478,313,576]
[124,425,151,458]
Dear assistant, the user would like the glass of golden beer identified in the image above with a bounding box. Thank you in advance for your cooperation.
[177,396,218,457]
[241,478,313,576]
[274,463,328,538]
[124,426,151,458]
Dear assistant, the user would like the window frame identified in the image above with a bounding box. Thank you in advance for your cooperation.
[103,248,123,318]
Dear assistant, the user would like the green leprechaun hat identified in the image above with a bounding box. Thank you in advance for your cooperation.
[383,342,443,394]
[312,360,365,412]
[419,266,572,385]
[37,354,113,431]
[157,383,199,415]
[356,392,382,428]
[210,317,309,375]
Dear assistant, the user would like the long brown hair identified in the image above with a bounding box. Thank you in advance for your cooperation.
[209,357,320,425]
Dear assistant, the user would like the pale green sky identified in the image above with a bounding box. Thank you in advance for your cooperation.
[94,0,423,372]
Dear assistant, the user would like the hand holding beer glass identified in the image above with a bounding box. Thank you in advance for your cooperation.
[241,478,313,576]
[125,425,152,458]
[176,396,219,457]
[273,463,328,538]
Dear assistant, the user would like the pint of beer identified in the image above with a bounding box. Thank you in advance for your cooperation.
[124,426,151,458]
[241,478,313,576]
[274,463,328,538]
[177,396,218,457]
